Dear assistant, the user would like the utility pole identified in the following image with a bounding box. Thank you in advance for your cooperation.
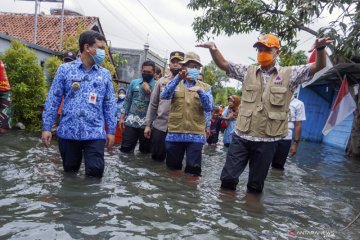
[144,33,149,61]
[33,0,39,44]
[59,0,65,50]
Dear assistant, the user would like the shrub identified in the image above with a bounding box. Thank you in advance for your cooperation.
[43,55,62,88]
[3,41,47,131]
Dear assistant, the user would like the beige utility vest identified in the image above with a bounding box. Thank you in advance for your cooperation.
[236,65,293,137]
[168,80,210,134]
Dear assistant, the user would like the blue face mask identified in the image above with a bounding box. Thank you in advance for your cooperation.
[91,48,106,65]
[186,68,200,81]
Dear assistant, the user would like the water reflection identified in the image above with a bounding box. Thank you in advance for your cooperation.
[0,131,359,239]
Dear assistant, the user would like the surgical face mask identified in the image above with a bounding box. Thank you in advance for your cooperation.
[91,48,106,65]
[170,68,180,76]
[142,73,153,82]
[257,51,276,67]
[186,67,200,81]
[118,94,126,100]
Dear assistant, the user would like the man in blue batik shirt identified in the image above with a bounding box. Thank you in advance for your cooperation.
[42,30,116,178]
[160,52,213,177]
[119,60,156,154]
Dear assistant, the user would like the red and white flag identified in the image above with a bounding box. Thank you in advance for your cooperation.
[322,76,357,135]
[302,49,333,87]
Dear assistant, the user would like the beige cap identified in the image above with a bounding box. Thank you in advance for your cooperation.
[180,51,202,67]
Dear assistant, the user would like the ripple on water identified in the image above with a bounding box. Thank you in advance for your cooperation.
[0,133,359,239]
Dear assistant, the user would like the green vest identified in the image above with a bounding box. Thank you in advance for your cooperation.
[168,80,210,134]
[236,65,293,137]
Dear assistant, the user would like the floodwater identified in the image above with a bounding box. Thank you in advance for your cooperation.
[0,131,359,240]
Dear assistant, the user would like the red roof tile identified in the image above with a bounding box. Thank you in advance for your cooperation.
[0,12,99,52]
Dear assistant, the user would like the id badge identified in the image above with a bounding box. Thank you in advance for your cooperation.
[89,92,97,104]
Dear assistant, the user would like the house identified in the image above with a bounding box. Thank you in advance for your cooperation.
[0,32,58,65]
[111,46,167,85]
[298,62,360,150]
[0,11,103,52]
[0,11,119,79]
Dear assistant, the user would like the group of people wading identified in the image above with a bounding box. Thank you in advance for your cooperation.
[41,30,332,195]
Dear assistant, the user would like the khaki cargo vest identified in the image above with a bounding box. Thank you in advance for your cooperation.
[236,65,293,137]
[168,80,210,134]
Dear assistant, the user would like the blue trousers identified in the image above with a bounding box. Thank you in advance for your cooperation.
[58,138,106,178]
[165,142,203,176]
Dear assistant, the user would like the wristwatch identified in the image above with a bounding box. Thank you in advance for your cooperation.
[293,139,300,144]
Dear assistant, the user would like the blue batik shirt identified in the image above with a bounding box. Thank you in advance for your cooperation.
[42,60,116,140]
[121,78,156,128]
[160,75,214,144]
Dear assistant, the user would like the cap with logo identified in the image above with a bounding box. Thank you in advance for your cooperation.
[63,51,76,62]
[253,34,280,49]
[180,51,202,67]
[169,51,185,61]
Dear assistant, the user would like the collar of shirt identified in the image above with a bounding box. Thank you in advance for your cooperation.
[140,78,156,85]
[256,61,280,75]
[75,59,100,71]
[182,79,196,88]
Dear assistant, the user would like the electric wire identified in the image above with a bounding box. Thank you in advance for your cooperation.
[135,0,185,51]
[96,0,147,44]
[114,0,173,52]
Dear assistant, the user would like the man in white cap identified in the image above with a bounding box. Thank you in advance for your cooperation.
[160,52,213,177]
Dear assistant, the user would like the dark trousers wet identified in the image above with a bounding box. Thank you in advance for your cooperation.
[166,142,203,176]
[150,127,167,162]
[220,134,277,193]
[120,126,151,153]
[272,139,292,170]
[58,138,106,178]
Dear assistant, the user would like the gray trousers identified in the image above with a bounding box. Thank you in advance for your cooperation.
[220,134,277,193]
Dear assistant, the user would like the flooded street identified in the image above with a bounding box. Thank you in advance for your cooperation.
[0,131,359,239]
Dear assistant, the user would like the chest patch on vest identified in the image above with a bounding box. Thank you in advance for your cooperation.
[274,75,283,85]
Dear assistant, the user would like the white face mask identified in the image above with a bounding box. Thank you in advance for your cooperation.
[118,94,126,99]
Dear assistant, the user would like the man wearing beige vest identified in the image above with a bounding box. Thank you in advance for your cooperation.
[144,51,185,162]
[160,52,213,177]
[197,34,332,194]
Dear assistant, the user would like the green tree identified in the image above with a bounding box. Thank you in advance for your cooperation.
[214,86,242,106]
[201,60,242,105]
[3,41,47,131]
[188,0,359,60]
[43,55,62,88]
[188,0,360,158]
[279,50,308,66]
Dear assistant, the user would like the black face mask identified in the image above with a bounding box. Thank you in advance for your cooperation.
[170,68,180,76]
[142,73,153,82]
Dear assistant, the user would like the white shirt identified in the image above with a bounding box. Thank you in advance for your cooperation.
[284,98,306,140]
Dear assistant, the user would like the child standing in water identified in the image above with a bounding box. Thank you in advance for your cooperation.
[222,95,240,147]
[207,106,222,145]
[114,88,126,144]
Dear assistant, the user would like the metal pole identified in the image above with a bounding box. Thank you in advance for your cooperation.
[59,0,65,50]
[34,0,39,44]
[144,42,149,61]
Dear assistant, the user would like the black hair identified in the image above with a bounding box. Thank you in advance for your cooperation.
[212,106,220,113]
[79,30,106,53]
[155,66,162,75]
[142,60,156,72]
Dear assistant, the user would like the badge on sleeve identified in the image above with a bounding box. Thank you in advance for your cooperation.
[89,92,97,104]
